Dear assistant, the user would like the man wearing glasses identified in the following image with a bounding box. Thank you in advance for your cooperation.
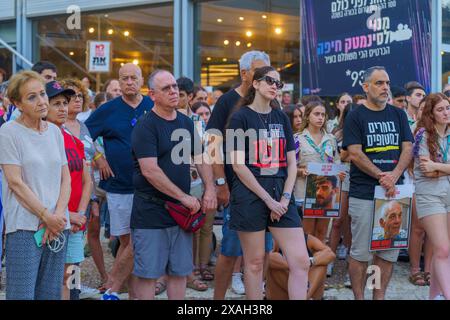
[130,69,216,299]
[85,63,154,300]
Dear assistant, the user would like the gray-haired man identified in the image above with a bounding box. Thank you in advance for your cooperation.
[343,66,413,300]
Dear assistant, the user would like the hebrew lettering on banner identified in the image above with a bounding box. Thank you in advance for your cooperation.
[302,0,431,96]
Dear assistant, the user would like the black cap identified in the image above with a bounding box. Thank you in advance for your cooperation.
[45,81,75,100]
[391,86,407,98]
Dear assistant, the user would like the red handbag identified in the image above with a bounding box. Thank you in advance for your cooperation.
[135,191,205,233]
[165,201,206,233]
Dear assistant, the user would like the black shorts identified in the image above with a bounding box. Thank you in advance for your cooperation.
[229,177,302,232]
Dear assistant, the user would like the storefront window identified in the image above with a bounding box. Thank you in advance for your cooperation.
[195,0,300,94]
[0,20,16,82]
[443,51,450,89]
[444,0,450,44]
[34,4,173,90]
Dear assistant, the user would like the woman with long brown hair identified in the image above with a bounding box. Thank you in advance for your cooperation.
[413,93,450,300]
[296,101,346,243]
[227,66,309,299]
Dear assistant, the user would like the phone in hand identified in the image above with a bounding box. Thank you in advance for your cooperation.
[34,228,46,247]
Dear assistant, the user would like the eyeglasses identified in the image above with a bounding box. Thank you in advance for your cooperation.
[257,76,284,90]
[71,93,84,100]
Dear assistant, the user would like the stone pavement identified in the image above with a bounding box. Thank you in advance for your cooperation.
[0,226,431,300]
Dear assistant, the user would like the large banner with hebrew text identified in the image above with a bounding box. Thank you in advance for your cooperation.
[301,0,431,96]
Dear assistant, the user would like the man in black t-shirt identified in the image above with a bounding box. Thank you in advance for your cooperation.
[131,70,216,300]
[343,66,413,300]
[206,51,273,299]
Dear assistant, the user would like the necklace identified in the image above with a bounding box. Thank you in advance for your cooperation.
[255,109,273,155]
[17,116,47,135]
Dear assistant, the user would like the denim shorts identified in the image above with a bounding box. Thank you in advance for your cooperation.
[221,206,273,257]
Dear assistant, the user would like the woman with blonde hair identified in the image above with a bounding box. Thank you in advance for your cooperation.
[0,70,70,299]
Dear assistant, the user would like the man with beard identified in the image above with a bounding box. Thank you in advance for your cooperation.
[314,176,339,210]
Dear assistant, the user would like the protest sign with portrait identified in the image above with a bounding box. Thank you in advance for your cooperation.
[369,184,413,251]
[303,163,347,218]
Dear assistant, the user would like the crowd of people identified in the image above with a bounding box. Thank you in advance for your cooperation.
[1,51,450,300]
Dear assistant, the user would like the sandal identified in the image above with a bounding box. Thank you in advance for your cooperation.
[186,278,208,291]
[423,272,431,286]
[200,267,214,281]
[408,272,427,286]
[97,283,108,294]
[155,281,167,296]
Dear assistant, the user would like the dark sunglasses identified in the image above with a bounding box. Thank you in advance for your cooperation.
[257,76,284,90]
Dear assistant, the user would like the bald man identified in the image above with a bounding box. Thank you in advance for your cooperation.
[85,63,154,300]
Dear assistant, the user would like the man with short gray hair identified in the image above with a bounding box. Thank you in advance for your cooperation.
[85,63,154,300]
[206,51,273,299]
[343,66,413,300]
[131,69,216,299]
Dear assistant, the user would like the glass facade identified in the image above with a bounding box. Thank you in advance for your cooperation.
[33,4,173,90]
[0,20,16,81]
[442,0,450,88]
[194,0,300,93]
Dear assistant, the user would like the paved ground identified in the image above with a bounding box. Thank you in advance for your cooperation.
[0,226,430,300]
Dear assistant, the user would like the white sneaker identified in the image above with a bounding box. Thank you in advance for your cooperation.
[344,274,352,288]
[433,294,446,300]
[337,244,347,260]
[80,284,100,300]
[326,263,334,277]
[231,272,245,295]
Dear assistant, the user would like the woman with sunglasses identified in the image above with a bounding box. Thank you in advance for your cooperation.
[413,93,450,300]
[296,101,345,243]
[227,66,309,300]
[44,80,92,300]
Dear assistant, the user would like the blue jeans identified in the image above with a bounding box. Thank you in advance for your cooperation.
[221,206,273,257]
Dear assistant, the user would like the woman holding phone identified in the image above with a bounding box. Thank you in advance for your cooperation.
[0,71,71,300]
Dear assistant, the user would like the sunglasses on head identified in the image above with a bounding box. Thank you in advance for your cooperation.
[257,76,284,90]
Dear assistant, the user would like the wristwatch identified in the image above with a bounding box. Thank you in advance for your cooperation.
[215,178,227,186]
[282,192,291,200]
[309,256,315,266]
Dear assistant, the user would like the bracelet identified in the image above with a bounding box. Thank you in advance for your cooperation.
[93,153,103,161]
[37,207,47,220]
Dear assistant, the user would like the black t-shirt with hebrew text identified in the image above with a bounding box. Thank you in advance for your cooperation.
[342,104,413,200]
